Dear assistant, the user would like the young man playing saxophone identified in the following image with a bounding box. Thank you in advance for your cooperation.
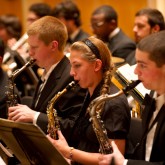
[8,16,86,147]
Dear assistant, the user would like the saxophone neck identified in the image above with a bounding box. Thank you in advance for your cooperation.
[47,80,77,139]
[10,59,36,81]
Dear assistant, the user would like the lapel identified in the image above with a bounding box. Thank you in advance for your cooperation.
[108,30,121,53]
[72,29,88,43]
[141,93,156,135]
[73,30,83,42]
[152,104,165,144]
[35,56,70,111]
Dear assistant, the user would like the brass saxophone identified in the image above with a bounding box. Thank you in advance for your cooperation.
[5,59,36,107]
[88,80,141,154]
[47,81,77,140]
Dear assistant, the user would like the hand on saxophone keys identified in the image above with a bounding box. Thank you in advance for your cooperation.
[47,130,71,163]
[98,141,125,165]
[8,104,37,122]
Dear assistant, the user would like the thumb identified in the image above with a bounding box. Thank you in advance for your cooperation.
[111,141,118,153]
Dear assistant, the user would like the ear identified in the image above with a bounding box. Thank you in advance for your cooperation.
[151,25,160,33]
[50,40,58,51]
[109,19,117,29]
[94,59,102,72]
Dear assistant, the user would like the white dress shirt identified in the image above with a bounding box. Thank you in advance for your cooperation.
[33,62,59,125]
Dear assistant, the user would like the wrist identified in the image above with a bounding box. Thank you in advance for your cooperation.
[68,147,74,162]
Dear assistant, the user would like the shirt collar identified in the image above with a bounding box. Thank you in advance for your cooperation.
[109,27,120,39]
[70,28,80,41]
[41,62,59,82]
[154,92,165,111]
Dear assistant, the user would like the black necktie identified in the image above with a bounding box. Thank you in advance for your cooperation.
[34,79,45,108]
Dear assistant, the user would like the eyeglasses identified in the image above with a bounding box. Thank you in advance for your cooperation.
[91,21,105,28]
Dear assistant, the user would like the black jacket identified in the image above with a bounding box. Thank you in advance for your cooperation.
[31,56,86,145]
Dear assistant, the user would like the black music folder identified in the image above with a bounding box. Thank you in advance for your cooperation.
[0,118,69,165]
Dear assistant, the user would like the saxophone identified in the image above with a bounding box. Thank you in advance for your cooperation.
[5,59,36,107]
[88,80,141,154]
[47,81,77,140]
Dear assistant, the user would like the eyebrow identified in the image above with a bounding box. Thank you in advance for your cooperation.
[136,60,147,64]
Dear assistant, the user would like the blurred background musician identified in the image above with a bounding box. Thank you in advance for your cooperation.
[0,14,38,97]
[127,8,165,66]
[51,0,89,54]
[90,5,136,66]
[0,14,22,50]
[27,2,51,27]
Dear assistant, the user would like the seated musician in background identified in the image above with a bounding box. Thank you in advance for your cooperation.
[99,31,165,165]
[127,8,165,65]
[8,16,86,147]
[27,2,51,26]
[20,2,51,61]
[90,5,136,65]
[51,0,89,54]
[0,14,22,50]
[47,36,131,165]
[0,14,38,97]
[0,38,20,119]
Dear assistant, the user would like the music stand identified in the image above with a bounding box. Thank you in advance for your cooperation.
[0,118,69,165]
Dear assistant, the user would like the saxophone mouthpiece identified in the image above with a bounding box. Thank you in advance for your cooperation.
[123,80,141,94]
[66,81,78,90]
[24,59,36,67]
[27,59,36,67]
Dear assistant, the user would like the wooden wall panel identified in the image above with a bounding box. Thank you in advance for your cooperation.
[0,0,23,26]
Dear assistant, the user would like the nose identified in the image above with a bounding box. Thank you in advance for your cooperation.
[70,67,75,77]
[133,25,137,33]
[134,65,139,75]
[28,47,34,57]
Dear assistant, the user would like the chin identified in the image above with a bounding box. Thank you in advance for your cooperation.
[143,83,151,90]
[79,82,87,89]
